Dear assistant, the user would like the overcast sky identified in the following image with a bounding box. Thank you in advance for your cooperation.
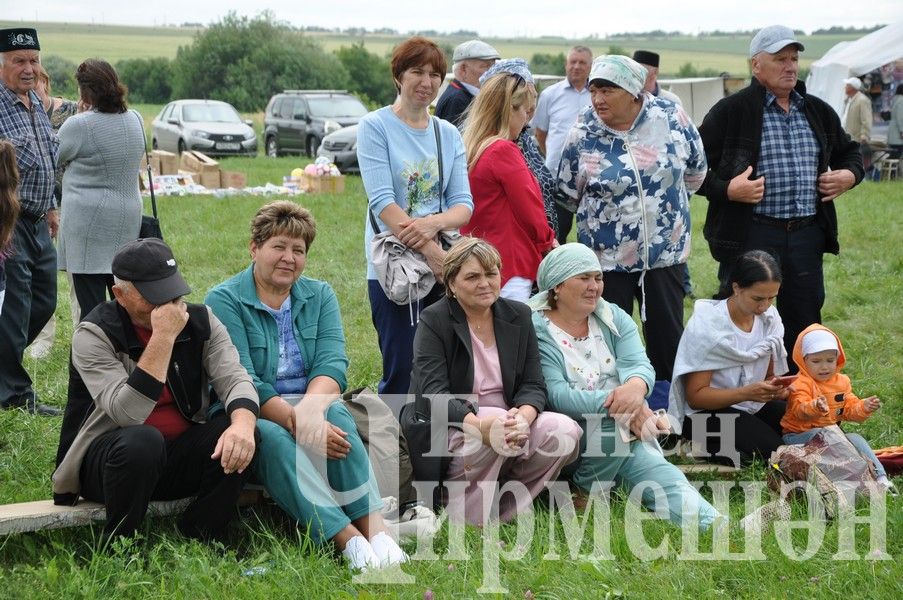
[5,1,900,38]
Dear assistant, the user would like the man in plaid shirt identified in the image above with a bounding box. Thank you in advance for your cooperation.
[697,25,863,364]
[0,27,61,415]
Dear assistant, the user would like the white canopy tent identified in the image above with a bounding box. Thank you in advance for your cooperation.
[658,77,727,125]
[806,21,903,117]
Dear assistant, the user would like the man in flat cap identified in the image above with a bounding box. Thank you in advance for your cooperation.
[53,238,259,541]
[435,39,499,126]
[698,25,863,364]
[633,50,682,106]
[0,27,61,415]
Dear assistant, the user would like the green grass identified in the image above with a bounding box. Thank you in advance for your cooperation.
[1,170,901,596]
[2,21,864,77]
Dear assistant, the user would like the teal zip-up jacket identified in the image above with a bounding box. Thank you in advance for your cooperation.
[529,299,655,421]
[205,265,348,404]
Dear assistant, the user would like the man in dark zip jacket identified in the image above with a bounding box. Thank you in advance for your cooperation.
[698,25,863,362]
[53,238,259,541]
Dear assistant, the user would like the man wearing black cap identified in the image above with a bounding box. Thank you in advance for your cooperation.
[698,25,863,363]
[53,238,260,541]
[633,50,682,106]
[0,27,60,415]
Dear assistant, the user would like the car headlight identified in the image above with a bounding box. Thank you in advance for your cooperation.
[324,120,341,135]
[244,130,257,141]
[189,130,210,139]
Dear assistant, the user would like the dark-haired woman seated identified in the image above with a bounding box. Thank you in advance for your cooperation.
[668,250,791,466]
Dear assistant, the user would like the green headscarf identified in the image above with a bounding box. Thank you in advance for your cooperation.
[526,243,602,311]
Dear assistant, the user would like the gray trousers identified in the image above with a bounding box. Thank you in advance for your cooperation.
[0,215,57,406]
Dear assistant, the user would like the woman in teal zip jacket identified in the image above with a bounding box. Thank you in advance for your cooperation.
[528,243,720,530]
[206,201,406,571]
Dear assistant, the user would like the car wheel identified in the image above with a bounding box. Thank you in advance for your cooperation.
[177,139,186,154]
[266,137,279,158]
[306,136,320,158]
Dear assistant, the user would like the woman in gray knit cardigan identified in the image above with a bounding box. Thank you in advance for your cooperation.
[57,59,144,320]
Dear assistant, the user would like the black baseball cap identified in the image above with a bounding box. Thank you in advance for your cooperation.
[112,238,191,305]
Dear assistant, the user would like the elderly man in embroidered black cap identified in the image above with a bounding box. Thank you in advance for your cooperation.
[435,39,500,126]
[698,25,864,367]
[632,50,682,106]
[0,27,61,415]
[53,238,259,541]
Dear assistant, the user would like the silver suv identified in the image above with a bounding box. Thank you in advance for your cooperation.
[263,90,368,158]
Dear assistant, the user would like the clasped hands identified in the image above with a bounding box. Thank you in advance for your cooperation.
[475,406,535,456]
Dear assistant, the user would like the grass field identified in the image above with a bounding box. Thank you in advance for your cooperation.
[0,21,863,76]
[0,150,901,596]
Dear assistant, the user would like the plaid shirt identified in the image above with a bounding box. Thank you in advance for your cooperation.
[755,90,819,218]
[0,85,58,216]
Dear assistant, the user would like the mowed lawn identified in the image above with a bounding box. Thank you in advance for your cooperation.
[0,157,900,597]
[2,20,862,75]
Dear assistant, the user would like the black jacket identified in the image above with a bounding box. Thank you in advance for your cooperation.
[434,79,474,127]
[401,296,547,483]
[697,78,864,262]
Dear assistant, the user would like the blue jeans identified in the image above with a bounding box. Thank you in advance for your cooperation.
[367,279,443,396]
[783,428,886,478]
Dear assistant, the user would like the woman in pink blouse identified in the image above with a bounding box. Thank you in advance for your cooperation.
[461,73,557,302]
[402,238,581,525]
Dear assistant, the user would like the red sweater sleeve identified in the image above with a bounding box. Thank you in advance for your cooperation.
[489,141,555,254]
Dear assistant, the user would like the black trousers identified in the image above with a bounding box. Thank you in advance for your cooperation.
[79,414,252,540]
[602,264,685,381]
[682,401,787,467]
[718,220,825,372]
[0,216,57,407]
[72,273,115,321]
[555,204,575,245]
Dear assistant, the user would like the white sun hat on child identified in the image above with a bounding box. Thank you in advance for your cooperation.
[801,329,838,356]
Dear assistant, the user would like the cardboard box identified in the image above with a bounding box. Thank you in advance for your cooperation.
[153,150,179,175]
[301,173,345,194]
[220,170,247,189]
[180,150,219,175]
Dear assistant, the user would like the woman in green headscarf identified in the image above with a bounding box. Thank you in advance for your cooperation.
[527,243,721,530]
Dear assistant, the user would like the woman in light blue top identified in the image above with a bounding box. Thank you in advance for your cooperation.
[528,244,721,530]
[206,201,405,571]
[357,36,473,396]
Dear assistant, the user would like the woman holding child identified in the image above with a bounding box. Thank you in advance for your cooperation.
[668,250,790,466]
[528,243,721,530]
[206,201,406,571]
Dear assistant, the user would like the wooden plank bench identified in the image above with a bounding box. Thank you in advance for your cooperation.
[0,488,266,536]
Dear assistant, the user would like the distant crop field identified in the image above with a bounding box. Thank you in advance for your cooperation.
[4,21,859,77]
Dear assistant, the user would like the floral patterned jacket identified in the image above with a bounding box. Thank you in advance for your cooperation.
[557,95,706,272]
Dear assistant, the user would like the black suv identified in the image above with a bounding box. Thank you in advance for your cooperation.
[263,90,369,157]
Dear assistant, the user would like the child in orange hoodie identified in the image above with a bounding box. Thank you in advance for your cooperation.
[781,324,894,492]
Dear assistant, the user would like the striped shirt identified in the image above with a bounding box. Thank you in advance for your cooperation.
[755,90,819,219]
[0,86,58,216]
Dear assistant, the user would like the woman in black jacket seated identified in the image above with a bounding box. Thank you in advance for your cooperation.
[402,237,581,525]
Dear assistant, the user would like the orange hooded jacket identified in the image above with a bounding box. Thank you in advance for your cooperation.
[780,323,872,434]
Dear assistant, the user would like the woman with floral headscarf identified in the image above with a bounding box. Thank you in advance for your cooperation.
[557,55,707,383]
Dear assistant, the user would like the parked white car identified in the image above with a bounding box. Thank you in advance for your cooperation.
[151,99,258,157]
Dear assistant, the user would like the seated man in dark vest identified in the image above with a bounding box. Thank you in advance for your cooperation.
[53,238,259,541]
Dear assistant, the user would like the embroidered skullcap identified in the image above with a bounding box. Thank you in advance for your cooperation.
[0,28,40,52]
[479,58,534,86]
[588,55,647,98]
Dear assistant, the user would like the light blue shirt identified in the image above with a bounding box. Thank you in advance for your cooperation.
[261,296,308,395]
[357,106,473,279]
[531,79,591,173]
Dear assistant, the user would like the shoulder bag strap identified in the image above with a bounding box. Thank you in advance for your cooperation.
[369,117,445,234]
[132,110,158,221]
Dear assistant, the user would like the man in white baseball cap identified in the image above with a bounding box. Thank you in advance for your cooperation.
[435,39,499,126]
[698,25,864,367]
